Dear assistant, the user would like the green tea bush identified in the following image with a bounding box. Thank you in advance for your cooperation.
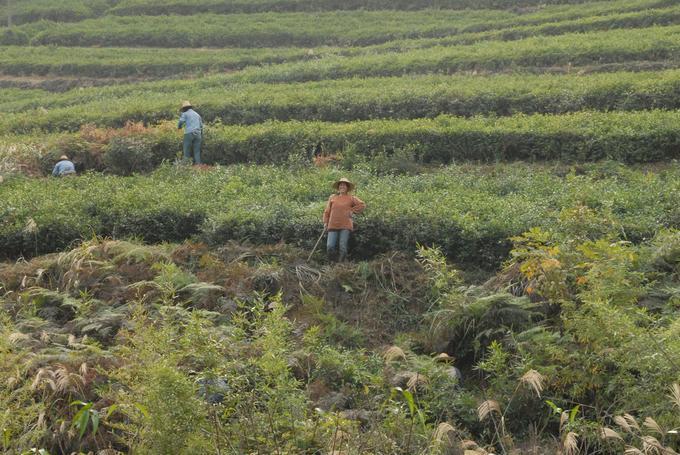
[1,163,678,267]
[3,22,679,82]
[8,68,680,135]
[20,10,510,48]
[107,0,620,16]
[24,3,677,51]
[0,45,315,78]
[103,135,161,176]
[178,111,680,165]
[0,28,29,45]
[0,0,108,26]
[9,109,680,174]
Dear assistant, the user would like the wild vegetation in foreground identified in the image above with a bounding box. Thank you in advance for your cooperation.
[1,224,679,454]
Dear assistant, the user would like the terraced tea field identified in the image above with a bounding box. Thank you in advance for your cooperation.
[1,0,680,454]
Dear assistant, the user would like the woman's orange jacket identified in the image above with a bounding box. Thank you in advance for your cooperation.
[323,194,366,231]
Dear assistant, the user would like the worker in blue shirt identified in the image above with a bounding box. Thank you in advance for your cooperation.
[178,101,203,165]
[52,155,76,177]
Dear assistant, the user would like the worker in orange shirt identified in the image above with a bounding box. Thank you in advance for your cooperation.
[322,177,366,262]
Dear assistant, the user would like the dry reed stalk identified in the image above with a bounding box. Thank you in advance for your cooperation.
[615,415,633,433]
[563,431,578,455]
[433,422,456,446]
[383,346,406,362]
[477,400,501,421]
[600,427,623,440]
[520,369,545,397]
[670,383,680,410]
[640,435,663,454]
[406,372,429,391]
[623,414,640,432]
[8,332,30,344]
[643,417,664,436]
[37,411,45,430]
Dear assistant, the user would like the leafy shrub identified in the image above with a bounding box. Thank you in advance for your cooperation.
[11,109,680,173]
[0,28,29,45]
[103,136,159,176]
[108,0,610,16]
[0,0,108,26]
[2,163,678,264]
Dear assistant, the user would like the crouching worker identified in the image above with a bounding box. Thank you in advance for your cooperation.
[52,155,75,177]
[178,100,203,165]
[323,177,366,262]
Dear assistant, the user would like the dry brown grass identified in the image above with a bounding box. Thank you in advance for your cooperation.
[477,400,501,422]
[433,422,456,447]
[670,383,680,411]
[614,415,633,433]
[560,411,569,433]
[383,345,406,362]
[406,372,429,391]
[600,427,623,441]
[8,331,30,345]
[460,440,478,449]
[520,369,545,397]
[640,435,663,454]
[79,121,154,146]
[642,417,663,436]
[31,364,84,396]
[562,431,578,455]
[328,428,350,452]
[623,413,640,432]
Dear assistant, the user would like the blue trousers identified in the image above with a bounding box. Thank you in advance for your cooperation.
[183,130,202,164]
[327,229,350,260]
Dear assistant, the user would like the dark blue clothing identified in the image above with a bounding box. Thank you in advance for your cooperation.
[52,160,75,176]
[327,229,351,261]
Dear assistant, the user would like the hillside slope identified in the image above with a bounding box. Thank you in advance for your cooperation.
[1,0,680,453]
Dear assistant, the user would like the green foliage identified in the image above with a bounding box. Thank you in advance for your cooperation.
[8,109,680,168]
[2,0,680,451]
[0,0,108,26]
[103,136,159,176]
[6,0,679,49]
[1,163,678,265]
[1,229,679,453]
[220,24,680,84]
[70,401,99,440]
[7,66,680,136]
[3,13,680,80]
[12,10,510,48]
[107,0,618,16]
[2,0,662,29]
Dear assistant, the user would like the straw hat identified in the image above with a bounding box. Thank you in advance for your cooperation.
[333,177,355,192]
[180,100,193,110]
[59,155,69,160]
